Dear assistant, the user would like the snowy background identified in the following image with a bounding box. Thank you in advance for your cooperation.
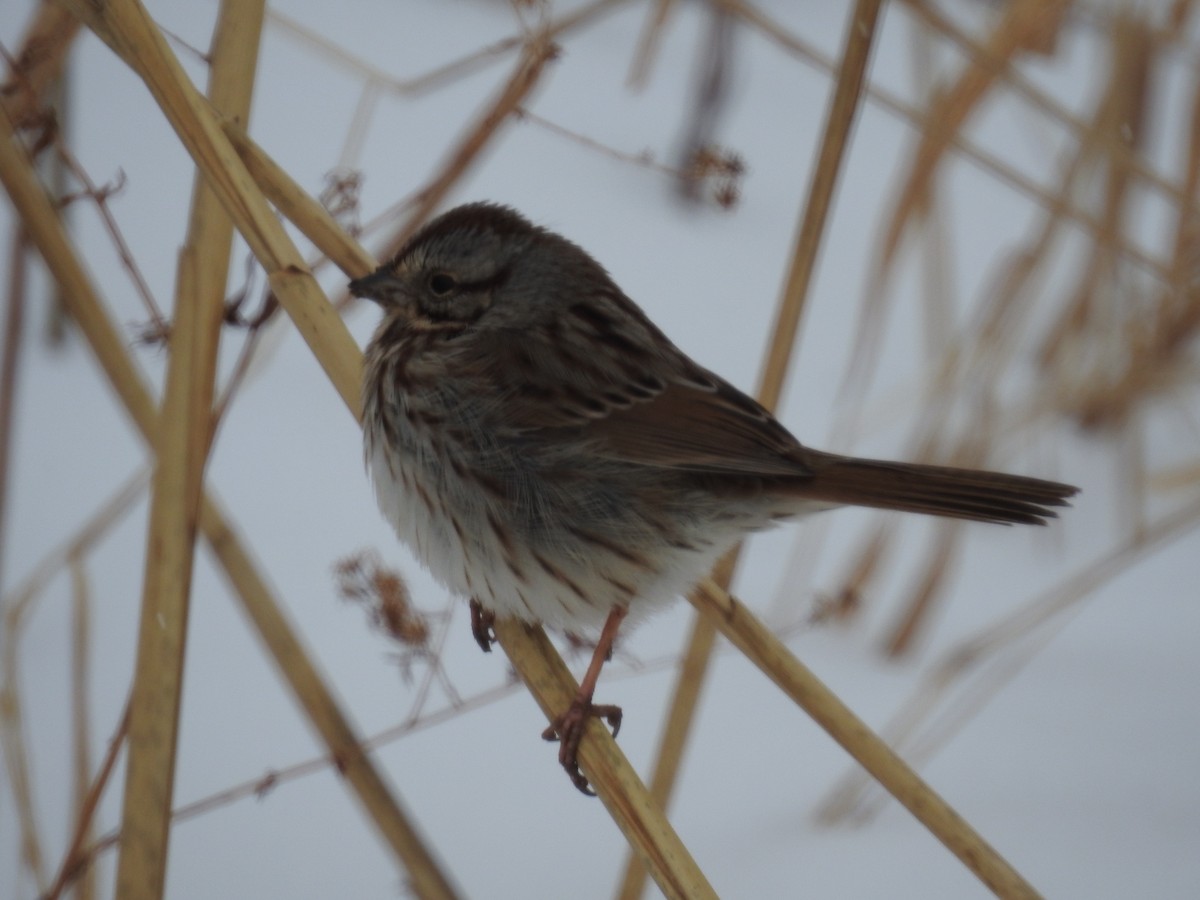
[3,1,1199,898]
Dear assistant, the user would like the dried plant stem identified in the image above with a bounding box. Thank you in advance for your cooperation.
[11,5,703,893]
[0,227,26,617]
[393,34,559,255]
[627,0,676,88]
[114,2,266,894]
[221,101,723,900]
[618,2,885,896]
[220,119,375,276]
[81,679,523,864]
[759,0,885,412]
[197,494,461,900]
[880,0,1073,265]
[730,0,1168,283]
[492,618,718,900]
[880,519,961,656]
[0,479,141,900]
[57,0,364,417]
[0,75,460,900]
[0,2,81,128]
[816,495,1200,826]
[266,0,624,100]
[44,701,131,900]
[899,0,1188,210]
[691,577,1041,900]
[69,558,98,900]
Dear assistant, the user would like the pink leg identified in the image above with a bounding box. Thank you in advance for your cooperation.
[542,605,627,795]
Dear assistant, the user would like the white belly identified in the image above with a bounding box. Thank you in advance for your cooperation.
[365,432,746,633]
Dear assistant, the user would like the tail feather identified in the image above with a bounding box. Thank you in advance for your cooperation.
[793,454,1078,525]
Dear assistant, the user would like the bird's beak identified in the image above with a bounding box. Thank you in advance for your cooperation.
[348,268,406,305]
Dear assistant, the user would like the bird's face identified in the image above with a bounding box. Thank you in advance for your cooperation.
[349,203,543,333]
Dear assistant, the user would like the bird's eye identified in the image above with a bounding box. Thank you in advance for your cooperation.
[428,273,457,296]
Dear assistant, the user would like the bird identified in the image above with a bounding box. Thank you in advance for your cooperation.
[349,202,1076,793]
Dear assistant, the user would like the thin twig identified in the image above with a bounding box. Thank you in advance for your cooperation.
[816,495,1200,826]
[619,4,887,895]
[44,701,131,900]
[0,227,27,619]
[691,577,1042,899]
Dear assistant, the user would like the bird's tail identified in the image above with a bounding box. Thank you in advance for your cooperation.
[791,453,1077,525]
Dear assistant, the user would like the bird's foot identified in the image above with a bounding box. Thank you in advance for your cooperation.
[469,598,496,653]
[541,696,623,795]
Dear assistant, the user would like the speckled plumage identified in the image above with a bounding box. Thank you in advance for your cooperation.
[354,203,1075,635]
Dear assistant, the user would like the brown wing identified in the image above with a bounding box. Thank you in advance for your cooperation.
[474,308,811,478]
[465,313,1077,524]
[584,372,813,477]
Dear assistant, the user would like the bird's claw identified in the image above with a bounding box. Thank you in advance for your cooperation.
[469,598,496,652]
[541,698,623,795]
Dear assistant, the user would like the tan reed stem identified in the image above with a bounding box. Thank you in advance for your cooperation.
[57,0,364,417]
[211,14,1042,898]
[816,496,1200,827]
[1,3,81,129]
[618,1,886,894]
[690,577,1042,900]
[8,3,714,893]
[0,69,461,900]
[112,2,267,894]
[493,618,718,900]
[69,558,97,900]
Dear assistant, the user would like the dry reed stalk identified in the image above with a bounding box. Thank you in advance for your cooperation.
[113,2,266,894]
[69,558,97,900]
[0,465,144,896]
[268,0,624,101]
[879,0,1072,269]
[759,0,885,413]
[44,700,130,900]
[196,495,462,900]
[219,122,723,900]
[1037,17,1152,371]
[1046,40,1200,430]
[56,0,364,417]
[730,0,1169,283]
[618,2,887,897]
[626,0,677,88]
[491,618,719,900]
[690,577,1042,900]
[0,2,80,130]
[900,0,1189,209]
[0,228,26,629]
[221,120,375,275]
[880,520,961,656]
[0,93,461,900]
[824,11,1159,642]
[375,34,560,269]
[10,5,712,892]
[815,495,1200,826]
